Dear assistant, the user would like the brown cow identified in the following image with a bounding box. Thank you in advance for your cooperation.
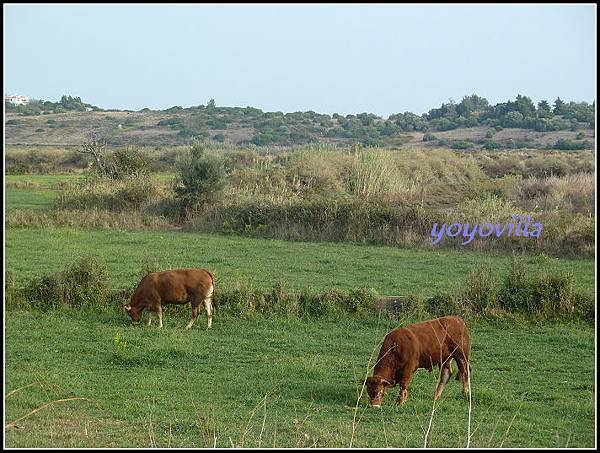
[125,268,216,329]
[365,316,471,407]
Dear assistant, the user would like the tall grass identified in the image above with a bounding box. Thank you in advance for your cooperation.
[7,145,595,257]
[7,256,593,324]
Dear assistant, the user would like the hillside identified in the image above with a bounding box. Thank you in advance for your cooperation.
[4,109,595,151]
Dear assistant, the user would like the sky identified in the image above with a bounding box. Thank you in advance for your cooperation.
[3,4,597,117]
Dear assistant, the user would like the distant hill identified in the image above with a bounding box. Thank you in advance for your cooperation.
[4,110,594,151]
[4,94,595,150]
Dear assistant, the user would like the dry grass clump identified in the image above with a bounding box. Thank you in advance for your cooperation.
[512,172,595,214]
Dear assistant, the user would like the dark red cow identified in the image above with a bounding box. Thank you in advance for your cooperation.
[365,316,471,407]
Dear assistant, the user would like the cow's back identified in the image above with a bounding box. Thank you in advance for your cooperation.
[381,316,470,370]
[133,268,213,304]
[406,315,469,347]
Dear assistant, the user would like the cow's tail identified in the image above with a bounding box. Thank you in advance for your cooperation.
[208,271,217,311]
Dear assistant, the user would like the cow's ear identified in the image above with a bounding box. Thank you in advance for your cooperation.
[124,304,132,311]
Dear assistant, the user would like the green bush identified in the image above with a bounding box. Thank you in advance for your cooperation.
[298,287,344,318]
[173,142,227,210]
[55,175,163,212]
[554,138,591,150]
[496,257,581,320]
[483,140,502,150]
[451,140,472,150]
[264,281,299,317]
[426,292,462,317]
[463,266,496,314]
[5,272,28,310]
[105,147,150,179]
[422,132,437,142]
[25,255,110,311]
[343,287,378,314]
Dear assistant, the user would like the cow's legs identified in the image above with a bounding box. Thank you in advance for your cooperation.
[204,296,213,329]
[186,304,200,330]
[396,367,416,405]
[434,363,452,401]
[147,311,154,327]
[157,305,163,328]
[454,356,471,396]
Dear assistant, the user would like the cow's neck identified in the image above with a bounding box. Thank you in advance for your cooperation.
[373,352,397,384]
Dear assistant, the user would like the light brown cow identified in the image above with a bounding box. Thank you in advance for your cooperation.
[125,268,216,329]
[365,316,471,407]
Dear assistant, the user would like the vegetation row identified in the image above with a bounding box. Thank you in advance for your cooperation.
[6,94,594,147]
[5,255,593,325]
[6,142,595,257]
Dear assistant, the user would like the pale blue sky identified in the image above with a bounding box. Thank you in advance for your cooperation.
[3,4,596,117]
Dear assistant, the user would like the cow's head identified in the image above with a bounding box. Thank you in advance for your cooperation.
[365,375,394,408]
[124,304,142,325]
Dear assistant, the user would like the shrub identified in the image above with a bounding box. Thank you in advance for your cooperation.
[217,284,262,316]
[451,140,472,150]
[483,140,502,150]
[5,272,28,310]
[299,287,344,318]
[342,287,378,315]
[264,281,299,317]
[496,257,581,319]
[55,175,163,212]
[554,138,590,150]
[422,132,437,142]
[426,292,462,317]
[497,257,530,313]
[463,266,496,314]
[572,292,594,323]
[173,142,226,211]
[105,147,150,179]
[25,255,110,311]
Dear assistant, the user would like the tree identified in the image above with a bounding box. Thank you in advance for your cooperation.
[514,95,536,117]
[536,100,553,118]
[80,133,108,177]
[456,94,490,118]
[553,97,566,115]
[502,111,524,128]
[173,141,226,209]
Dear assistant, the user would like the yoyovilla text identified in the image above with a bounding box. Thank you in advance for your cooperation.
[431,214,542,246]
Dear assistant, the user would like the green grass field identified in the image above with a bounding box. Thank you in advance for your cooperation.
[5,311,594,448]
[4,169,596,447]
[5,174,80,211]
[5,227,595,297]
[5,173,174,212]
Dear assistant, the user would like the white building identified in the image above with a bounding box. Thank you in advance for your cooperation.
[5,94,29,105]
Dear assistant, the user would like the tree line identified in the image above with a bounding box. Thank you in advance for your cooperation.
[6,93,594,147]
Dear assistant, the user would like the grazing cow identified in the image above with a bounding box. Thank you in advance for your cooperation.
[365,316,471,407]
[125,268,216,329]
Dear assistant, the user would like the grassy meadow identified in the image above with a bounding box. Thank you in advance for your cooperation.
[4,144,596,448]
[5,312,595,448]
[4,227,595,297]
